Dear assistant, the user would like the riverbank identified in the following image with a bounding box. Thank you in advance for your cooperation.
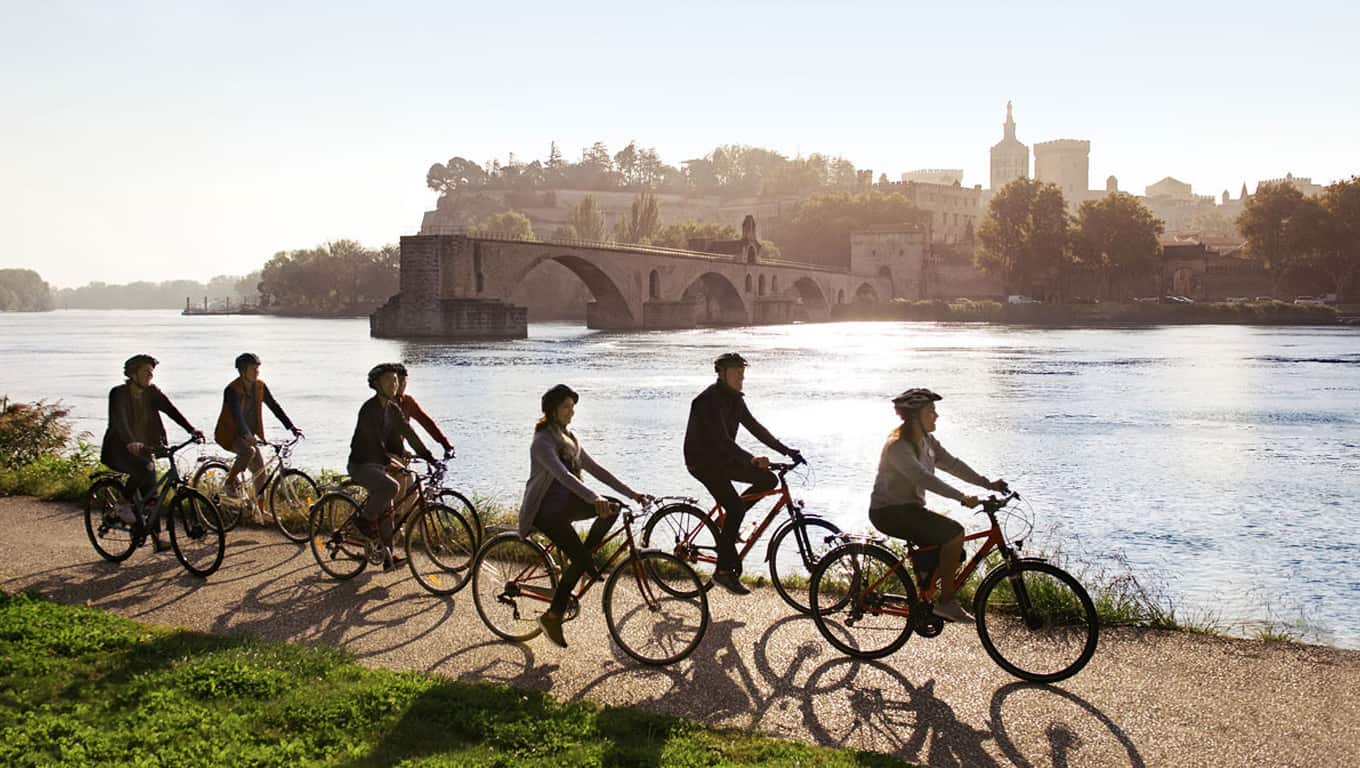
[834,299,1343,325]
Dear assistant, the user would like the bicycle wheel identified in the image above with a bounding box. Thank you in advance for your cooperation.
[604,551,710,666]
[974,560,1099,683]
[406,502,477,595]
[641,502,718,595]
[768,517,842,615]
[437,488,482,549]
[167,489,226,577]
[472,532,557,641]
[270,468,319,542]
[809,543,916,659]
[308,492,370,580]
[190,460,245,532]
[83,478,140,562]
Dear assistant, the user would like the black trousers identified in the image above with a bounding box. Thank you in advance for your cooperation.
[104,450,157,504]
[687,462,778,573]
[535,481,613,614]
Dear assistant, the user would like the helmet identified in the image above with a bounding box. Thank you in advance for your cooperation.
[714,352,749,373]
[234,352,261,371]
[393,363,409,378]
[540,384,579,414]
[892,388,942,412]
[367,362,403,389]
[123,354,158,377]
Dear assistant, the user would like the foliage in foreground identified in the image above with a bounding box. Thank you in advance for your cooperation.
[0,398,96,502]
[0,591,909,768]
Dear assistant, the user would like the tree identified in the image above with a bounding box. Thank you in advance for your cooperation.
[652,220,739,249]
[474,211,536,240]
[567,195,608,241]
[976,178,1073,298]
[1072,193,1165,300]
[615,192,660,244]
[0,269,53,311]
[1316,176,1360,301]
[426,156,487,194]
[775,190,923,266]
[1237,182,1316,298]
[614,141,639,187]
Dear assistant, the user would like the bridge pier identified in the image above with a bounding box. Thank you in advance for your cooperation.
[753,298,798,325]
[585,300,642,330]
[643,300,703,329]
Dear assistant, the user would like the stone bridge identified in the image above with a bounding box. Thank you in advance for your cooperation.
[371,234,889,339]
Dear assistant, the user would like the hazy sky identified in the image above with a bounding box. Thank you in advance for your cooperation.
[3,1,1356,287]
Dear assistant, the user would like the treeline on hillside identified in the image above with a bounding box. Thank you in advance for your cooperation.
[257,240,398,315]
[54,274,258,310]
[0,269,53,311]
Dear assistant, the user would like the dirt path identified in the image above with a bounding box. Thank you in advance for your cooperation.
[3,496,1357,767]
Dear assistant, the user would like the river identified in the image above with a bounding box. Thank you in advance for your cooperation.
[3,310,1358,646]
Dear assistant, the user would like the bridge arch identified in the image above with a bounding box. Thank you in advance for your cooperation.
[514,253,635,326]
[855,282,880,303]
[792,277,830,320]
[682,271,748,326]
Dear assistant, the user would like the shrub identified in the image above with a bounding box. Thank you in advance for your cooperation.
[0,397,74,467]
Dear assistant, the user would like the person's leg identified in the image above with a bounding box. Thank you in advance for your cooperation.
[347,462,398,538]
[689,466,745,573]
[936,531,967,602]
[536,491,601,614]
[729,464,779,513]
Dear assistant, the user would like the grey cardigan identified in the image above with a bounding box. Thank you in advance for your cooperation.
[518,426,638,537]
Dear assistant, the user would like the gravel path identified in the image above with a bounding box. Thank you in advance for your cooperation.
[3,496,1357,767]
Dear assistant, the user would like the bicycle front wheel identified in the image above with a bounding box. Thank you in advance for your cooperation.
[270,468,319,542]
[641,502,718,595]
[768,517,841,615]
[604,551,710,666]
[167,489,226,577]
[406,502,477,595]
[809,542,916,659]
[190,460,244,532]
[84,478,140,562]
[308,492,369,580]
[471,533,557,642]
[974,560,1099,683]
[437,489,482,549]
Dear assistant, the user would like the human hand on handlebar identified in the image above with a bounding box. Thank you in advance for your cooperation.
[988,478,1009,493]
[593,497,618,518]
[191,430,205,443]
[787,448,804,465]
[631,492,653,504]
[961,495,981,508]
[291,427,305,439]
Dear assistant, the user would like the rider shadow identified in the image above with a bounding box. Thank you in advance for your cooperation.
[8,551,209,620]
[426,639,560,692]
[988,681,1147,768]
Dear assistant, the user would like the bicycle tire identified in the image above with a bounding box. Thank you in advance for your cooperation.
[83,478,140,562]
[190,460,245,532]
[167,488,226,577]
[768,517,842,615]
[641,502,718,596]
[406,502,477,596]
[308,492,369,580]
[471,532,557,642]
[974,560,1099,683]
[437,488,482,549]
[603,550,710,666]
[270,468,319,542]
[809,542,917,659]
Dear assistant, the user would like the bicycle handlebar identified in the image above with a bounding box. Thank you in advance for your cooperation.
[153,434,203,458]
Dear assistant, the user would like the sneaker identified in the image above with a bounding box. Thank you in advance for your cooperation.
[539,612,568,648]
[933,599,975,623]
[382,551,408,572]
[712,569,751,596]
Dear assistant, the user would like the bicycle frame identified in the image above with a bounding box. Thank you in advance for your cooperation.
[680,463,814,567]
[200,436,299,499]
[503,500,659,609]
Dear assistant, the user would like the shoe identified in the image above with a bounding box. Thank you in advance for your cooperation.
[712,569,751,596]
[539,613,568,648]
[151,536,169,553]
[382,552,408,572]
[933,599,975,623]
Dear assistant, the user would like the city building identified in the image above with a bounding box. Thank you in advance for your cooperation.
[1033,139,1091,209]
[989,101,1029,191]
[902,169,963,185]
[877,180,982,245]
[849,224,929,298]
[1257,172,1324,197]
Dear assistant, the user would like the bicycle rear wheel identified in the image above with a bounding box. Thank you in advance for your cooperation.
[190,460,245,532]
[406,502,476,595]
[308,492,370,580]
[604,551,710,666]
[809,542,916,659]
[84,478,140,562]
[472,533,557,641]
[974,560,1099,683]
[768,517,841,615]
[270,468,319,542]
[641,503,718,596]
[167,489,226,577]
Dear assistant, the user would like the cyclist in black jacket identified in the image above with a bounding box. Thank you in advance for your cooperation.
[683,352,801,594]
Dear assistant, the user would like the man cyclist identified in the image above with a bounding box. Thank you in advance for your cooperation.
[346,362,437,570]
[213,352,303,522]
[683,352,801,595]
[869,388,1007,623]
[100,354,204,548]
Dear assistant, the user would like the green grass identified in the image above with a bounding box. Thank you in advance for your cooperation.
[0,591,910,768]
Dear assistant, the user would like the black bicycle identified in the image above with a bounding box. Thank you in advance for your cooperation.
[191,434,319,541]
[83,435,227,577]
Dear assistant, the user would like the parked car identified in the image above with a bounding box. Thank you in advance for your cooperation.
[1134,296,1161,304]
[1007,295,1041,305]
[1254,296,1275,302]
[1163,295,1194,305]
[1294,296,1326,305]
[1071,296,1100,305]
[1224,296,1249,303]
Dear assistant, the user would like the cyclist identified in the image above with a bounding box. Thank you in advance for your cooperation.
[520,384,648,648]
[393,364,455,459]
[100,354,204,547]
[683,352,801,595]
[869,388,1007,623]
[346,362,437,570]
[213,352,303,522]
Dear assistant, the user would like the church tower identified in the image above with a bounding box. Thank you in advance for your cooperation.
[990,101,1029,191]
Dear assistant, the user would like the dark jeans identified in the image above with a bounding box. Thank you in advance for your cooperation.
[535,481,613,614]
[105,451,156,505]
[687,462,778,573]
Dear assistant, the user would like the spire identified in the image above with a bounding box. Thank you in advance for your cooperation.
[1003,100,1016,141]
[1240,182,1249,200]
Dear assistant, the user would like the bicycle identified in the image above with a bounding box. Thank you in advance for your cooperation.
[83,435,227,577]
[640,458,840,614]
[807,489,1099,683]
[191,434,319,541]
[471,496,710,666]
[331,462,482,551]
[308,458,477,595]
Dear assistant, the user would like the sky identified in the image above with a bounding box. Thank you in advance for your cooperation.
[2,0,1357,287]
